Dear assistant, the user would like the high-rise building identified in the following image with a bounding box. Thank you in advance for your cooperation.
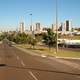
[66,20,69,31]
[52,24,56,32]
[65,20,71,31]
[36,23,40,31]
[52,24,54,31]
[58,23,63,31]
[30,25,32,31]
[19,22,24,33]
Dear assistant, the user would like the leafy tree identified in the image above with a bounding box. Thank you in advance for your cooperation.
[35,33,43,43]
[0,32,9,41]
[4,31,38,49]
[43,29,56,50]
[13,33,28,44]
[27,35,38,49]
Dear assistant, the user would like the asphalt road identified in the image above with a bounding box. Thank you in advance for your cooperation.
[0,43,80,80]
[60,58,80,64]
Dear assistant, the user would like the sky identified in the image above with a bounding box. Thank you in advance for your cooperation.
[0,0,80,31]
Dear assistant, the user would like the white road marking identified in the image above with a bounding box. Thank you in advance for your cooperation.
[41,54,47,58]
[21,60,26,66]
[16,56,20,60]
[14,54,26,67]
[29,71,38,80]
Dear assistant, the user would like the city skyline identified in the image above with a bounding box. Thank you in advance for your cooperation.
[0,0,80,31]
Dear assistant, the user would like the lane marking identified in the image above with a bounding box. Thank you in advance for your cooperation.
[41,54,47,58]
[29,71,38,80]
[16,56,20,60]
[21,60,26,66]
[14,53,26,67]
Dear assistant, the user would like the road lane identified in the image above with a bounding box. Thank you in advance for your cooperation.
[0,43,80,80]
[0,43,34,80]
[14,47,80,74]
[60,58,80,64]
[31,70,80,80]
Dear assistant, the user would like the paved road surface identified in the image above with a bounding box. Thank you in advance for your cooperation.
[60,58,80,64]
[0,43,80,80]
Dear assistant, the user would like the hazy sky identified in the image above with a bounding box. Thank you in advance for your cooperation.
[0,0,80,31]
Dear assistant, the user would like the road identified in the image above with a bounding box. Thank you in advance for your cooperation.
[0,43,80,80]
[60,58,80,64]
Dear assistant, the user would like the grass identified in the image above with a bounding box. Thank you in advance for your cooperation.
[57,49,80,58]
[60,35,80,40]
[16,44,80,58]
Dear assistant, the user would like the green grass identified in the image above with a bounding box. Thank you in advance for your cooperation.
[16,44,80,58]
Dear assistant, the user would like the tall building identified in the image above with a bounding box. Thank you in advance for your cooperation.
[58,23,63,31]
[52,24,56,32]
[66,20,69,31]
[19,22,24,33]
[52,24,54,31]
[36,23,40,31]
[65,20,71,31]
[30,25,32,31]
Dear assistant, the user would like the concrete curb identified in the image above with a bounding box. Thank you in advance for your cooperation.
[55,56,80,60]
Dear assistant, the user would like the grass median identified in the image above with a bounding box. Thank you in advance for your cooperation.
[16,44,80,58]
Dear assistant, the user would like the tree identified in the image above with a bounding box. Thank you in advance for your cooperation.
[43,29,56,50]
[28,36,38,49]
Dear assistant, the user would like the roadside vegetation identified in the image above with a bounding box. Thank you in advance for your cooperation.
[0,30,80,58]
[17,44,80,58]
[0,29,57,49]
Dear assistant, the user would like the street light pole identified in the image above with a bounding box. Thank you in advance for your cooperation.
[30,13,32,31]
[30,13,35,39]
[56,0,58,53]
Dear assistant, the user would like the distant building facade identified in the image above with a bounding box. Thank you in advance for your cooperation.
[52,24,56,32]
[58,23,63,31]
[19,22,24,33]
[30,25,32,31]
[65,20,71,31]
[36,23,40,31]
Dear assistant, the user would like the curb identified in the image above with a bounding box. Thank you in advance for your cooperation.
[55,56,80,60]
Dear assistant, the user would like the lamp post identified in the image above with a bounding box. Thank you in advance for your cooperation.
[30,13,32,31]
[30,13,35,39]
[56,0,58,54]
